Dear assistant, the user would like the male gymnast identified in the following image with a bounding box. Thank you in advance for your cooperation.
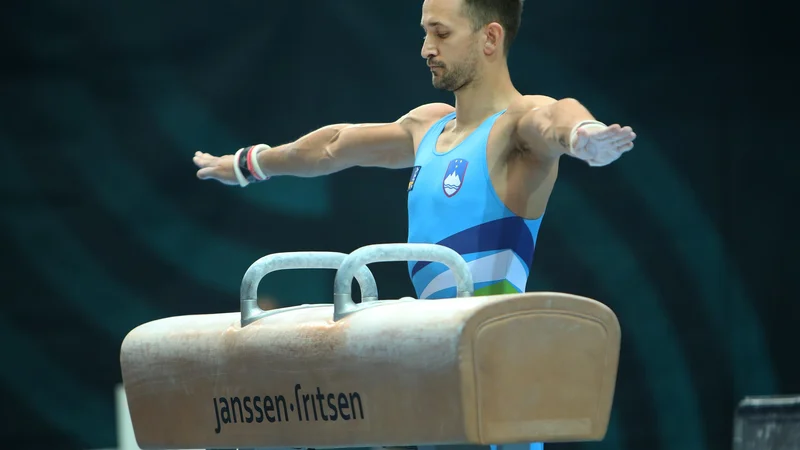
[194,0,635,300]
[194,0,635,447]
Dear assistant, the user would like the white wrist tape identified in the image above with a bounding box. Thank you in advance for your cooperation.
[232,145,273,188]
[568,120,607,155]
[232,148,249,187]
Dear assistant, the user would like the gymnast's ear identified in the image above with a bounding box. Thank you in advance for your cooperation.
[482,22,504,55]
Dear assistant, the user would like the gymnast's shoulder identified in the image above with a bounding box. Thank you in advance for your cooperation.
[403,102,455,120]
[506,94,559,117]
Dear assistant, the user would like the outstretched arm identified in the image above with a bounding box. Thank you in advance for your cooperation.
[193,103,452,185]
[513,96,636,166]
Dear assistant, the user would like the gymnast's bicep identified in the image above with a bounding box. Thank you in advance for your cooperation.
[327,103,453,170]
[327,122,417,170]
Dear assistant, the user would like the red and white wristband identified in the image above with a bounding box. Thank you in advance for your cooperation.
[232,144,271,187]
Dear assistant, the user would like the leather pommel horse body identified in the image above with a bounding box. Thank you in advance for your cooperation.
[120,244,621,449]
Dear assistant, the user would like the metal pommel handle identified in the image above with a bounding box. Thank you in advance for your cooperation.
[241,251,378,326]
[333,243,474,321]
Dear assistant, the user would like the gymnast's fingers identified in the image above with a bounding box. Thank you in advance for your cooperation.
[599,124,622,137]
[196,167,216,180]
[598,128,635,145]
[583,124,618,141]
[611,133,636,148]
[193,151,216,168]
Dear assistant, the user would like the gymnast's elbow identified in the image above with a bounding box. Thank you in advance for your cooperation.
[547,98,596,128]
[320,127,359,175]
[517,98,595,157]
[515,105,557,158]
[280,124,350,177]
[291,143,340,178]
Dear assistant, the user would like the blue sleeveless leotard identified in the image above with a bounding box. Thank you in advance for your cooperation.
[406,109,545,300]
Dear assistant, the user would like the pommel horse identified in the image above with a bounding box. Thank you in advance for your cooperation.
[120,243,621,450]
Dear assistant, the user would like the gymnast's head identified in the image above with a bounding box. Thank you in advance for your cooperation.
[420,0,524,91]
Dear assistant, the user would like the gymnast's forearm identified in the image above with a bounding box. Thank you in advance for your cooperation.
[256,124,351,178]
[532,98,599,155]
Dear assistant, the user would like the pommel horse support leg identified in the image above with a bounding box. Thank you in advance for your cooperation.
[120,244,621,450]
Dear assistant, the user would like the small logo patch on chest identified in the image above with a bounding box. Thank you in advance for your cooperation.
[443,159,468,197]
[408,166,421,192]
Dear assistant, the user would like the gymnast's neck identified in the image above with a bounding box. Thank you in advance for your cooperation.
[450,60,521,129]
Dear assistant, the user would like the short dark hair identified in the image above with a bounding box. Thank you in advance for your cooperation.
[462,0,524,54]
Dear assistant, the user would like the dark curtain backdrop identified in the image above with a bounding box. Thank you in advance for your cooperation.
[1,1,796,450]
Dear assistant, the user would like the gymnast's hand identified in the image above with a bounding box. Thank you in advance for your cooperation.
[193,151,239,185]
[570,123,636,167]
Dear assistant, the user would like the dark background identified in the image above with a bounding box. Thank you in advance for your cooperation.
[1,0,796,450]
